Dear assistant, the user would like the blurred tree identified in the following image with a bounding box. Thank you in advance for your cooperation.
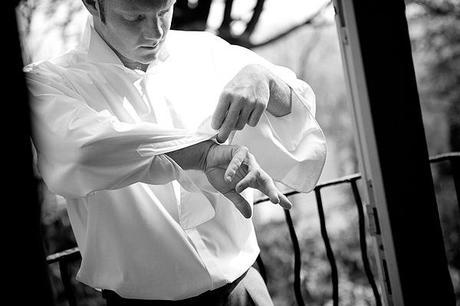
[406,0,460,154]
[17,0,331,54]
[405,0,460,298]
[172,0,212,30]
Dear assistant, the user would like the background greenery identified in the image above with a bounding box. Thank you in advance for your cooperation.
[18,0,459,305]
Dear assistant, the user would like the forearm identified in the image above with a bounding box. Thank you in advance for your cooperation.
[245,64,292,117]
[267,72,293,117]
[165,140,216,171]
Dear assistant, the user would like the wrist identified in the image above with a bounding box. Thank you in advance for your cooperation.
[200,141,218,172]
[244,64,285,116]
[166,140,216,171]
[267,78,292,117]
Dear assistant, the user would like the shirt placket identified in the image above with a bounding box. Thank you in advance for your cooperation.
[142,71,219,287]
[184,226,224,290]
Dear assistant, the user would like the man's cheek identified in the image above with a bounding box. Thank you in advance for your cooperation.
[119,34,139,54]
[115,25,139,43]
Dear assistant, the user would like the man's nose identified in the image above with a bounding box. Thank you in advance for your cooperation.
[142,18,163,41]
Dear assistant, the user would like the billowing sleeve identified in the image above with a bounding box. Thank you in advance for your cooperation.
[209,35,327,193]
[25,64,213,199]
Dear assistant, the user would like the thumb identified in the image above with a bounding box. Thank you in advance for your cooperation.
[223,190,252,218]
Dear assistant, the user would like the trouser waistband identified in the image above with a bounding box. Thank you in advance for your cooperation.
[102,270,249,305]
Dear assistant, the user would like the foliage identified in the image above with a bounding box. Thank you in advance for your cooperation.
[405,1,460,301]
[405,0,460,153]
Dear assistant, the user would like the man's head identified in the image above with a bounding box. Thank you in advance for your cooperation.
[82,0,175,69]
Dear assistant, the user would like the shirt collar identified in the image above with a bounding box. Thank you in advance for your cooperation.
[79,15,170,72]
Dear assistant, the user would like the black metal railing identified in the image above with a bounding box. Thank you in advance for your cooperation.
[46,152,460,306]
[46,247,81,306]
[254,152,459,306]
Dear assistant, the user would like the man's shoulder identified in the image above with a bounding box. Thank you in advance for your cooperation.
[169,29,220,40]
[168,30,227,49]
[23,49,86,77]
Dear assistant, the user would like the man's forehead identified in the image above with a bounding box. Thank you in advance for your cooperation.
[108,0,176,12]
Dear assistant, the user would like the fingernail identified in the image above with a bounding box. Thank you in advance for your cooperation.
[216,134,224,144]
[226,175,232,182]
[244,209,252,218]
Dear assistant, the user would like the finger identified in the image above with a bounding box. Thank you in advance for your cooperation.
[217,102,240,143]
[235,105,252,130]
[256,172,280,204]
[244,155,280,205]
[244,152,258,172]
[235,153,258,192]
[224,190,252,218]
[277,192,293,210]
[235,172,256,193]
[248,102,265,127]
[212,94,230,130]
[224,146,248,182]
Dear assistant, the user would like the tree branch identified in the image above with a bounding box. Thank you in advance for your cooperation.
[218,0,235,34]
[242,0,266,38]
[235,0,332,49]
[409,0,460,18]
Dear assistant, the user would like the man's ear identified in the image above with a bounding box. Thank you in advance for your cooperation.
[81,0,100,18]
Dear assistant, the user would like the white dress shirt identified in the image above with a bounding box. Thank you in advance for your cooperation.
[25,16,327,300]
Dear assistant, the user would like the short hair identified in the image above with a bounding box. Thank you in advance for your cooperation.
[97,0,106,23]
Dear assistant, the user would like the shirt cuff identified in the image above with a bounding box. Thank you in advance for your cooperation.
[231,87,327,193]
[163,155,216,230]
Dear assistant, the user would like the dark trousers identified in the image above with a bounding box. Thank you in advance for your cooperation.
[102,267,273,306]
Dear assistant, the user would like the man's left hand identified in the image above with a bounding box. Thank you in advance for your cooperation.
[204,143,293,218]
[211,64,272,143]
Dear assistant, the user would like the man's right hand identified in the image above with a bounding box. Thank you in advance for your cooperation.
[203,143,292,218]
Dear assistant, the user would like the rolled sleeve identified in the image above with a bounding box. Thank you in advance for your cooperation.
[231,86,327,193]
[209,34,327,193]
[26,65,213,199]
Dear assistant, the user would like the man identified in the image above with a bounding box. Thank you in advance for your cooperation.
[25,0,326,304]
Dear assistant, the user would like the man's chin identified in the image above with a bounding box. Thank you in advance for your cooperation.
[136,47,162,63]
[135,52,156,63]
